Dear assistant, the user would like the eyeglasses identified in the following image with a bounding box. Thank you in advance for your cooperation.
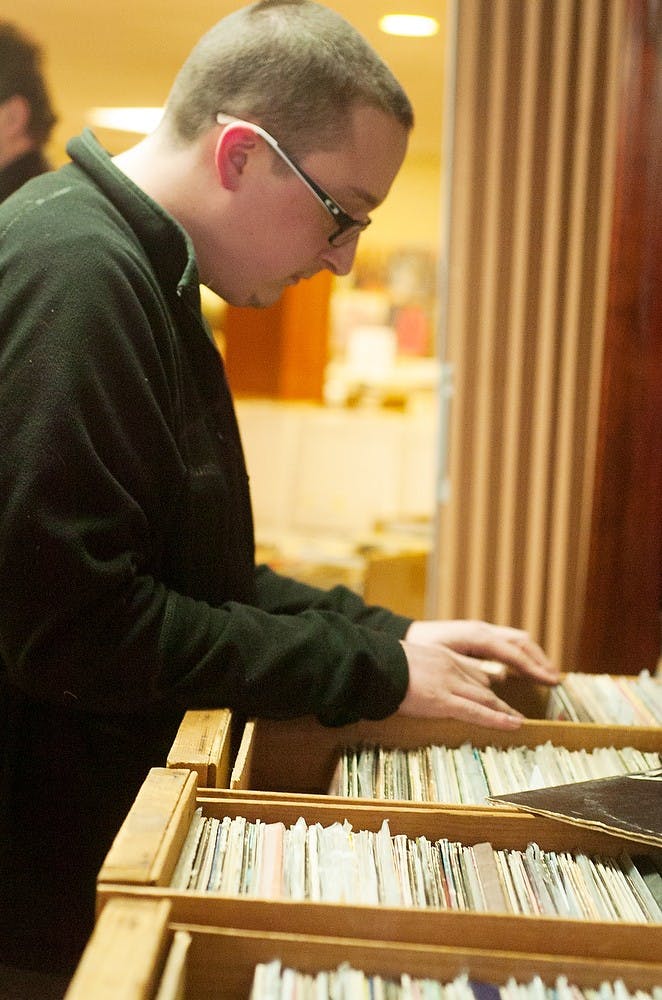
[216,113,371,247]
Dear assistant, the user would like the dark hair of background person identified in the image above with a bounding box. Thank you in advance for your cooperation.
[0,21,57,145]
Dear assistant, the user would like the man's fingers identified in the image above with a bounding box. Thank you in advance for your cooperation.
[453,699,523,730]
[398,638,528,726]
[461,624,557,683]
[404,619,558,685]
[487,635,558,683]
[443,648,493,687]
[446,682,525,729]
[454,675,525,717]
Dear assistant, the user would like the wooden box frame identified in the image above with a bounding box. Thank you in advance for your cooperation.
[166,709,233,788]
[163,672,661,801]
[228,713,662,801]
[96,768,662,966]
[68,897,662,999]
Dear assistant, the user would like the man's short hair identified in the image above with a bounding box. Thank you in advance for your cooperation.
[0,22,57,146]
[164,0,413,156]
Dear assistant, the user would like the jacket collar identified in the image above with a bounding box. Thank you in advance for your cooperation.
[66,129,201,309]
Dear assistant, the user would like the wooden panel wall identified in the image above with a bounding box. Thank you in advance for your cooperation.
[431,0,627,669]
[578,0,662,673]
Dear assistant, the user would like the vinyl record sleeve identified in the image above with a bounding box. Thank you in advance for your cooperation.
[489,768,662,847]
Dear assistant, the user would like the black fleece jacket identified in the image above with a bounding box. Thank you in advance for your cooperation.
[0,131,410,972]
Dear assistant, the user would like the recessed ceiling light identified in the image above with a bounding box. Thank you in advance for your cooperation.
[379,14,439,37]
[87,106,163,134]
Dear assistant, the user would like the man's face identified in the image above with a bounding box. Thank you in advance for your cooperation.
[0,94,33,168]
[203,104,409,308]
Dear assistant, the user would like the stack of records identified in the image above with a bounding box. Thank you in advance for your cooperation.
[170,807,662,921]
[327,742,661,804]
[249,961,662,1000]
[546,672,662,724]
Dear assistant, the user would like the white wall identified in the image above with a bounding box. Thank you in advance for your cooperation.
[235,400,439,542]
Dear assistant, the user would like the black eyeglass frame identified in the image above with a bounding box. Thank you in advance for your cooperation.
[216,113,371,247]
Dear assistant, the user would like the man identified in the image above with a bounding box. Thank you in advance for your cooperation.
[0,21,56,202]
[0,0,556,982]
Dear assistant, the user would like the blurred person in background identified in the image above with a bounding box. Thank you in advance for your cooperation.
[0,21,57,203]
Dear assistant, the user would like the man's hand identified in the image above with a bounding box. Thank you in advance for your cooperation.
[397,639,526,729]
[404,619,557,685]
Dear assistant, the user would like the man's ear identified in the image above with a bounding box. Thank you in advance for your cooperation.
[0,95,31,140]
[214,123,258,191]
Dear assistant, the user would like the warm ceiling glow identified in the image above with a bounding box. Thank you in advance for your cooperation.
[87,106,164,134]
[379,13,439,37]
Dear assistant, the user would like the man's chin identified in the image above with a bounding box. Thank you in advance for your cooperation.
[246,285,289,309]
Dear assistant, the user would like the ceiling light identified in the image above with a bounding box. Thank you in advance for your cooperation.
[379,14,439,37]
[87,106,164,134]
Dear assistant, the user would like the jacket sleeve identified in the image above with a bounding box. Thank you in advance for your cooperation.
[254,563,413,633]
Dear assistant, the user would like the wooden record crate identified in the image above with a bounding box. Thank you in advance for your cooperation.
[68,897,662,999]
[163,674,661,800]
[227,713,662,802]
[96,767,662,965]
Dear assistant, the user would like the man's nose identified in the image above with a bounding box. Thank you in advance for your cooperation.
[319,236,360,276]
